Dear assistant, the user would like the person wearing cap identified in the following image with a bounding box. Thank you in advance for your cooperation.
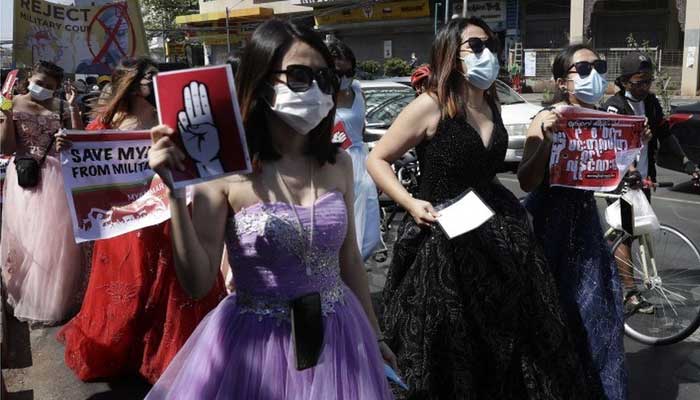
[97,75,111,90]
[602,52,700,315]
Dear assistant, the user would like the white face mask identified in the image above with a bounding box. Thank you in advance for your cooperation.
[270,81,335,135]
[28,82,54,101]
[460,47,500,90]
[339,77,353,91]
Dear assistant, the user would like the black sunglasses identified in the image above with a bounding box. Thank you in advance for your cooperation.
[272,65,338,95]
[461,37,496,54]
[629,78,654,87]
[336,68,355,78]
[568,60,607,77]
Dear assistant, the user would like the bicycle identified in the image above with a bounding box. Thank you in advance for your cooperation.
[595,181,700,345]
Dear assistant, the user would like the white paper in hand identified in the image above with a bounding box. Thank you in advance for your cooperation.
[436,191,495,239]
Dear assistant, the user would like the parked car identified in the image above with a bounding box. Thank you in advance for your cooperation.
[661,102,700,170]
[359,79,542,171]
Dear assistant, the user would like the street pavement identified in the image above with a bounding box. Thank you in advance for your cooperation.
[2,167,700,399]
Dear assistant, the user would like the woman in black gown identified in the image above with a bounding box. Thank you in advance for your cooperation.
[366,17,602,399]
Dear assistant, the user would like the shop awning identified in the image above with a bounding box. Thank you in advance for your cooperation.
[175,7,275,25]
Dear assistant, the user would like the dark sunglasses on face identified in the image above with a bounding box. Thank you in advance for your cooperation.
[629,78,654,87]
[336,69,354,78]
[461,37,496,54]
[271,65,339,95]
[567,60,607,77]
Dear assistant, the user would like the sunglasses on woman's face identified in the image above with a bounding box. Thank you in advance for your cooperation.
[461,37,495,54]
[272,65,339,95]
[336,69,354,78]
[629,78,654,87]
[567,60,607,77]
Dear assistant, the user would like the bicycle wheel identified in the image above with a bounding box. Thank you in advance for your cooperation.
[613,224,700,345]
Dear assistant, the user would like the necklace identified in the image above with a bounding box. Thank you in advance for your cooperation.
[275,162,316,275]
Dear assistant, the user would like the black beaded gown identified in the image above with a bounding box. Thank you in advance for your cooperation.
[382,99,604,399]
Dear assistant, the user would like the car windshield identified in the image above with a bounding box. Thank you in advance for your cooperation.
[363,86,415,112]
[495,80,526,105]
[363,80,527,128]
[366,93,415,127]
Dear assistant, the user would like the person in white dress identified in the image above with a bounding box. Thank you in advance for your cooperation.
[328,40,381,261]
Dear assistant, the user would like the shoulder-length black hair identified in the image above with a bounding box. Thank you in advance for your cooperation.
[550,43,600,104]
[236,19,338,166]
[426,17,499,118]
[327,39,356,76]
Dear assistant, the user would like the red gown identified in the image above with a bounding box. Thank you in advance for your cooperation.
[57,120,226,383]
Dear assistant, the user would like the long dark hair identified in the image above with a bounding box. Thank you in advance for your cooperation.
[550,43,600,104]
[327,39,356,76]
[236,19,338,166]
[97,57,156,127]
[426,17,499,118]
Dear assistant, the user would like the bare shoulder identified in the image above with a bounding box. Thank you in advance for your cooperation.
[320,152,353,196]
[410,93,441,115]
[194,177,229,200]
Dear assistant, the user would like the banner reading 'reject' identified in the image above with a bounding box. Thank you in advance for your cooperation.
[549,106,646,192]
[60,130,172,243]
[13,0,148,74]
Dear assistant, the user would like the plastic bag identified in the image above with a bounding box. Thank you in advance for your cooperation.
[605,189,660,236]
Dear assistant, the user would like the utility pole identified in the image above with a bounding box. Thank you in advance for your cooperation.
[434,2,442,34]
[444,0,450,24]
[225,7,231,55]
[462,0,468,17]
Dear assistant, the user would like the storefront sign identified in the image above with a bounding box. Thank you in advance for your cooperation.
[467,0,506,31]
[315,0,429,26]
[524,51,536,77]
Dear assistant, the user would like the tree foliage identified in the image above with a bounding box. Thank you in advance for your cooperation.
[140,0,196,40]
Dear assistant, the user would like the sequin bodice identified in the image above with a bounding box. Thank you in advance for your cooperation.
[12,111,63,159]
[417,99,508,204]
[225,191,348,322]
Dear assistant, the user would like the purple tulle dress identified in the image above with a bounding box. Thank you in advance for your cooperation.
[146,191,393,399]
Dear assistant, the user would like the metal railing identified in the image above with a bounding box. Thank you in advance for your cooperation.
[512,47,684,90]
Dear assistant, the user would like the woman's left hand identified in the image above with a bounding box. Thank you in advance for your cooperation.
[379,341,398,372]
[640,116,653,144]
[55,130,72,152]
[65,81,78,107]
[641,123,653,144]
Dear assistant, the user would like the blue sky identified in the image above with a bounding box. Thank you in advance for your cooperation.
[1,1,12,41]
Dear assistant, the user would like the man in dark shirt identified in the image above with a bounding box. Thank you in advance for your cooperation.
[602,52,699,314]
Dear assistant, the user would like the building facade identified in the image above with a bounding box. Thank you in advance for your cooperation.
[175,0,699,94]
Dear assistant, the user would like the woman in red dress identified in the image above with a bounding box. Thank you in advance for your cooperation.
[57,58,226,383]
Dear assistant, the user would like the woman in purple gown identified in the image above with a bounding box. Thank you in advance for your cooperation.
[145,20,396,399]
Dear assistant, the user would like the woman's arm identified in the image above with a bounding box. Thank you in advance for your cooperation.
[149,125,228,299]
[64,84,84,130]
[337,152,377,330]
[517,109,559,192]
[336,152,397,369]
[366,93,440,226]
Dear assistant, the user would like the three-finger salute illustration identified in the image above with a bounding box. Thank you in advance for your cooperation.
[177,81,225,178]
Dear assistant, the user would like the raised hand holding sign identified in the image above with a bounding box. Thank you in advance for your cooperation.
[153,65,251,188]
[177,81,224,177]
